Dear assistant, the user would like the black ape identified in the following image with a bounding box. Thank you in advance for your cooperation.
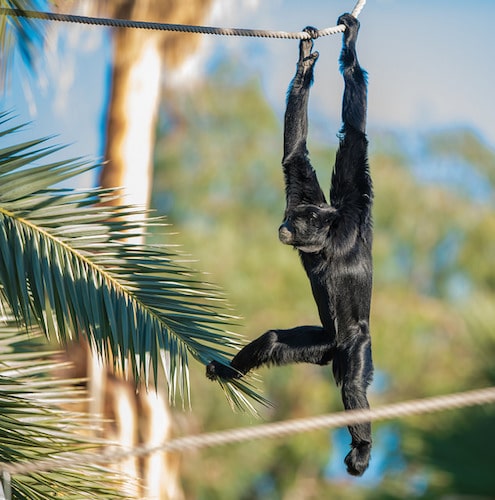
[207,14,373,476]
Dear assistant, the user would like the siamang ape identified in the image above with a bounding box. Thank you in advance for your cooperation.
[207,13,373,476]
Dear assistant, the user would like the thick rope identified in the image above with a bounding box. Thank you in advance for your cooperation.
[0,0,366,39]
[1,386,494,476]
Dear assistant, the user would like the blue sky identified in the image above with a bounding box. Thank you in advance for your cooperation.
[3,0,495,186]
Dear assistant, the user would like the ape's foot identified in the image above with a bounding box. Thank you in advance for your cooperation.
[344,441,371,476]
[298,26,319,68]
[337,13,360,45]
[206,360,243,381]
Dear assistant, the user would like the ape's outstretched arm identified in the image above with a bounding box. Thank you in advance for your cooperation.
[282,28,326,213]
[339,14,367,135]
[330,13,372,225]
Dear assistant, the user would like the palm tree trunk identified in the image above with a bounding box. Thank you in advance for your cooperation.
[100,27,163,209]
[64,1,214,497]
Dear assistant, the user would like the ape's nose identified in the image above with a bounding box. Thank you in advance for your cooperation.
[278,222,293,245]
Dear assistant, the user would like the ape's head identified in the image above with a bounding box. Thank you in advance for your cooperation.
[279,204,336,253]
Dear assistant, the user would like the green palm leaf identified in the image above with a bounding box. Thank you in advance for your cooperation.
[0,115,268,412]
[0,319,127,499]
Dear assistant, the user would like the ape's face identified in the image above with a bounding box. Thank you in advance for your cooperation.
[278,204,336,253]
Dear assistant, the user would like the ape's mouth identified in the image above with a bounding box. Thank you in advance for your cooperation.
[278,224,293,245]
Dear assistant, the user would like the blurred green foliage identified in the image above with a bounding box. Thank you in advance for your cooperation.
[152,64,495,499]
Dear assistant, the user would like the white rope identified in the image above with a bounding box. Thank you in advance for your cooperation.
[1,385,494,476]
[351,0,367,18]
[0,0,366,39]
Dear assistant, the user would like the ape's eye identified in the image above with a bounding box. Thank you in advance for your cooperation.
[311,211,318,219]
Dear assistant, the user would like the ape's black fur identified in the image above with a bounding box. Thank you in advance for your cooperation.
[206,14,373,476]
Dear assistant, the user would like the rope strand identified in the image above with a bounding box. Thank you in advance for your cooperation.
[1,385,494,476]
[0,0,366,39]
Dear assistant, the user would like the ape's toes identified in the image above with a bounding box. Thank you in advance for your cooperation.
[206,360,242,380]
[344,442,371,476]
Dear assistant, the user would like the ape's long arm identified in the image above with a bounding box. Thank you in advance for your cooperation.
[282,30,326,213]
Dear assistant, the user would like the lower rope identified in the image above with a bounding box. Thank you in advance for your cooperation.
[1,386,494,476]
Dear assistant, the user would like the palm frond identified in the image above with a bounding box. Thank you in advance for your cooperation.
[0,116,269,411]
[0,318,127,499]
[0,1,46,87]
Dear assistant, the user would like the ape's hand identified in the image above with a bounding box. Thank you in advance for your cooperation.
[206,360,243,381]
[298,26,319,68]
[338,13,360,46]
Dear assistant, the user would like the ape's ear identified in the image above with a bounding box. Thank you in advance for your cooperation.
[320,205,338,223]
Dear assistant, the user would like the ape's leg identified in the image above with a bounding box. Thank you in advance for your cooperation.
[333,323,373,476]
[206,325,335,380]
